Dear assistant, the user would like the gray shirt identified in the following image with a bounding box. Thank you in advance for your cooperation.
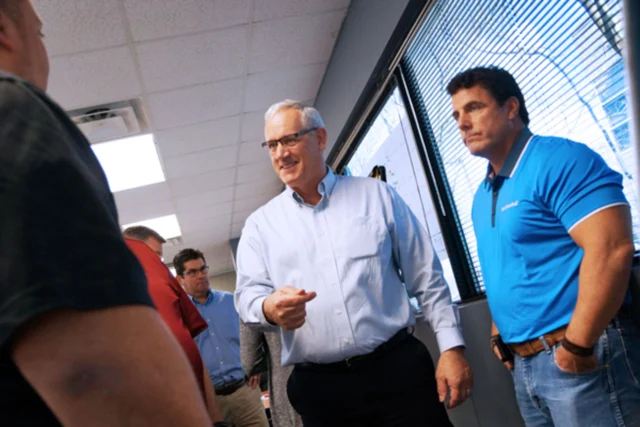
[240,323,302,427]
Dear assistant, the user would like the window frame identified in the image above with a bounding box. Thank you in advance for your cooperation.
[334,70,482,301]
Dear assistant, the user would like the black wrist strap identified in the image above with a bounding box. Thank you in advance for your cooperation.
[561,337,595,357]
[490,334,513,363]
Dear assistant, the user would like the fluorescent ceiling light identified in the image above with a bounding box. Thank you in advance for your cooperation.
[91,134,165,192]
[168,266,177,277]
[122,214,182,240]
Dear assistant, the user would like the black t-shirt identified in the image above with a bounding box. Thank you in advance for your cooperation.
[0,71,154,425]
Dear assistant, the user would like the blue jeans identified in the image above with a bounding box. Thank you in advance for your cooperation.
[512,316,640,427]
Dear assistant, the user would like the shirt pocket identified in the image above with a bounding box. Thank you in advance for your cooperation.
[334,216,386,260]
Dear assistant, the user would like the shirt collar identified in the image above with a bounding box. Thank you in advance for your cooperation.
[190,289,213,305]
[286,166,337,206]
[484,127,533,188]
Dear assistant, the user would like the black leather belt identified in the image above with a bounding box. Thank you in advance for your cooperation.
[215,378,245,396]
[296,328,411,372]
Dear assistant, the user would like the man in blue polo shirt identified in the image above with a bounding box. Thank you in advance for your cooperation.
[447,66,640,426]
[174,248,268,427]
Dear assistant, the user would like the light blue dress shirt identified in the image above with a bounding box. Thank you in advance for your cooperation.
[235,168,464,366]
[190,290,245,387]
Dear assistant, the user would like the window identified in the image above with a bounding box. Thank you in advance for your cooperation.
[344,86,461,302]
[401,0,636,291]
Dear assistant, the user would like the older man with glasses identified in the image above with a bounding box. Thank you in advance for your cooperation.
[235,99,473,427]
[174,248,268,427]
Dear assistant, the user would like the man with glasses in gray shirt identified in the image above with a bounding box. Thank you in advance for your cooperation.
[235,100,473,427]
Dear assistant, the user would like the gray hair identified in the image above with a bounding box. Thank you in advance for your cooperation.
[264,99,325,129]
[123,225,166,244]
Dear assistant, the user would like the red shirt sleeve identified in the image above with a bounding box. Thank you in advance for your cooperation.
[125,238,207,394]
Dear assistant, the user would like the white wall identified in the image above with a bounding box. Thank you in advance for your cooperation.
[209,270,236,293]
[314,0,411,155]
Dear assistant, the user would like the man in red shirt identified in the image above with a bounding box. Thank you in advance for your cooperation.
[123,226,228,426]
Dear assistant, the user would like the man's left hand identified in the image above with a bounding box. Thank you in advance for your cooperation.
[435,347,473,409]
[248,375,261,390]
[554,344,598,374]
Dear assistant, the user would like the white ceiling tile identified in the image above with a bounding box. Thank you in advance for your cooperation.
[233,194,273,212]
[155,116,241,158]
[165,145,238,180]
[168,168,236,197]
[236,161,277,184]
[123,0,253,41]
[48,46,142,110]
[164,235,232,264]
[148,78,244,130]
[232,208,255,225]
[174,186,235,212]
[253,0,350,22]
[136,26,249,93]
[249,11,346,74]
[234,179,282,200]
[207,254,233,275]
[179,227,232,251]
[178,202,234,224]
[36,0,128,56]
[202,241,234,262]
[182,227,231,245]
[244,63,326,112]
[238,140,269,165]
[113,182,173,208]
[181,214,233,235]
[117,199,176,225]
[241,111,265,142]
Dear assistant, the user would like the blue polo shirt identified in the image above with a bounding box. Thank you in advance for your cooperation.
[472,128,628,343]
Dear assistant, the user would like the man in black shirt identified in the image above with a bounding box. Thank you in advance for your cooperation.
[0,1,218,426]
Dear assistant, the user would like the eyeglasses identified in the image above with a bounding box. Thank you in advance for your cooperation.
[183,265,210,278]
[261,128,318,152]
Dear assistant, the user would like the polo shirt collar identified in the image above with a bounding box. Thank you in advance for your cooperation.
[484,127,533,188]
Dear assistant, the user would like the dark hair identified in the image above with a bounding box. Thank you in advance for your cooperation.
[173,248,206,277]
[123,225,166,243]
[446,66,530,125]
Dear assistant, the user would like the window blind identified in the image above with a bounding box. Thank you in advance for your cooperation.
[401,0,634,292]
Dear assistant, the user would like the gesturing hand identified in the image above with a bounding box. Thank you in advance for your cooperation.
[262,286,317,330]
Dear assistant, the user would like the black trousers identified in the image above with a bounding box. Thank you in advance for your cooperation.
[286,334,452,427]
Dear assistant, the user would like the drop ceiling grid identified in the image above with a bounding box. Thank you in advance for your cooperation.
[38,0,350,273]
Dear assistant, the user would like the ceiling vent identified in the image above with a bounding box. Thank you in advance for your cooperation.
[68,99,150,144]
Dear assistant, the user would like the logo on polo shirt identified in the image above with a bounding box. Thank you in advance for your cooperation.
[501,200,519,212]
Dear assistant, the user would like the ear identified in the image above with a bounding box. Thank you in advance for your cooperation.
[176,274,184,286]
[0,10,20,53]
[506,96,520,121]
[316,127,328,151]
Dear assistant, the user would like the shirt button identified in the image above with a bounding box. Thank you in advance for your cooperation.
[336,310,342,315]
[343,338,351,344]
